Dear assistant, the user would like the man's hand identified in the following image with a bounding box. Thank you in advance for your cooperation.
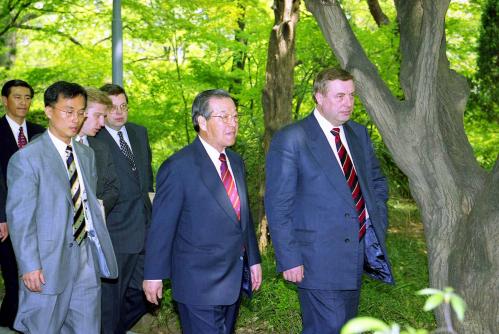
[283,265,304,283]
[22,269,45,292]
[0,223,8,242]
[250,263,262,291]
[143,280,163,305]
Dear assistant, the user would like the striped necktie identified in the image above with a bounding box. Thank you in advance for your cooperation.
[219,153,241,221]
[331,127,367,240]
[66,145,87,244]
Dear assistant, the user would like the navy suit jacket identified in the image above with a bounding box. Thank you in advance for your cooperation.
[0,115,45,224]
[265,113,393,290]
[0,164,5,222]
[144,137,261,305]
[95,123,153,253]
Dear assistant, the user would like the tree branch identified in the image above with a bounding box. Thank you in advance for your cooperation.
[304,0,400,135]
[13,24,83,46]
[367,0,390,26]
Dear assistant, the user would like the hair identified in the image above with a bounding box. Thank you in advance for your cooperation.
[44,81,87,107]
[312,68,354,102]
[85,87,113,110]
[191,89,233,132]
[99,83,128,103]
[1,79,35,98]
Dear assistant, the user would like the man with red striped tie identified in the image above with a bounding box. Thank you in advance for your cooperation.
[0,79,44,330]
[143,89,262,334]
[265,68,394,334]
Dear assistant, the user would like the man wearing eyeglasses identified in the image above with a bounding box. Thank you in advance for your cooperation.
[143,89,262,334]
[0,79,45,331]
[96,84,153,334]
[76,87,120,216]
[6,81,118,333]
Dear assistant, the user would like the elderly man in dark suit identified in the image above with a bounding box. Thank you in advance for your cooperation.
[96,84,153,334]
[265,68,394,334]
[143,89,262,334]
[76,87,119,216]
[6,81,118,333]
[0,79,45,330]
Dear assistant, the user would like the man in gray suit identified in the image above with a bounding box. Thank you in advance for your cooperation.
[96,84,153,334]
[76,87,120,216]
[6,81,118,333]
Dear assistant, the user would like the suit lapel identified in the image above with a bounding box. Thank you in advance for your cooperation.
[302,114,354,206]
[41,133,73,207]
[125,125,144,185]
[194,138,240,224]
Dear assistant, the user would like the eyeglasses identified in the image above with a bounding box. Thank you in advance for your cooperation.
[53,106,86,119]
[110,104,129,114]
[210,114,239,124]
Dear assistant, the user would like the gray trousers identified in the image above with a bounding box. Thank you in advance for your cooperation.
[14,240,101,334]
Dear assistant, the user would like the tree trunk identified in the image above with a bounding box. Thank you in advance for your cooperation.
[259,0,300,251]
[304,0,499,332]
[228,1,247,99]
[0,31,16,69]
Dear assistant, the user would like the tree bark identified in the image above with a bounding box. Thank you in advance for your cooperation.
[304,0,499,332]
[259,0,300,251]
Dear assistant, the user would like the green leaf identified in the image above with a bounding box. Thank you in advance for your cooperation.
[340,317,390,334]
[450,295,466,321]
[417,288,441,296]
[423,294,444,311]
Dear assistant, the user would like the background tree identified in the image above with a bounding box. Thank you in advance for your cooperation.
[304,0,498,333]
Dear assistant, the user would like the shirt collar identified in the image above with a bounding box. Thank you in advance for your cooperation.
[313,108,344,135]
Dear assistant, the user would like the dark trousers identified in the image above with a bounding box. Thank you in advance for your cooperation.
[101,252,147,334]
[0,237,19,329]
[177,296,241,334]
[298,233,365,334]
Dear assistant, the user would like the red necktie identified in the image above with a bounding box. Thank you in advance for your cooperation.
[219,153,241,221]
[17,127,27,148]
[331,127,366,239]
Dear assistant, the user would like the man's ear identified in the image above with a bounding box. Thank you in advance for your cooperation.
[1,96,7,108]
[45,106,53,120]
[198,115,207,132]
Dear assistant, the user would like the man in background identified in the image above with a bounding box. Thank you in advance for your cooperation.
[0,79,45,330]
[76,87,119,216]
[143,89,262,334]
[265,68,393,333]
[6,81,117,333]
[96,84,153,334]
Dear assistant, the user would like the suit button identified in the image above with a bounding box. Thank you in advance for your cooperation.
[344,213,350,218]
[240,256,244,261]
[69,242,74,248]
[344,238,350,243]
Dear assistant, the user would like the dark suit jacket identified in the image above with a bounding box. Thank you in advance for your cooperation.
[144,137,261,305]
[265,113,393,290]
[0,115,45,223]
[95,122,153,253]
[0,164,5,222]
[87,137,120,215]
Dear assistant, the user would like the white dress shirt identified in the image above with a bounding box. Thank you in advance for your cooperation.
[104,125,133,153]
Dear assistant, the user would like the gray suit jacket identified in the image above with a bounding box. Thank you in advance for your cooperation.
[6,132,118,294]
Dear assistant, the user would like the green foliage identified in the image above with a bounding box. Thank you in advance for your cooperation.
[471,0,499,120]
[341,287,466,334]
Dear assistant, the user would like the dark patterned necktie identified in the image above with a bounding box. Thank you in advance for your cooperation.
[331,127,366,239]
[219,153,241,221]
[118,131,137,171]
[66,145,87,244]
[17,127,27,148]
